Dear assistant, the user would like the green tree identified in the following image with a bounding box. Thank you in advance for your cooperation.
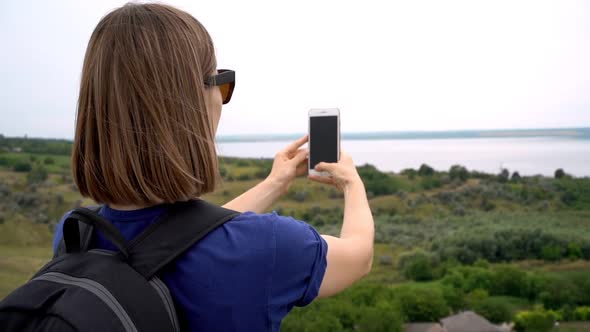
[555,168,566,179]
[567,242,583,260]
[357,164,400,196]
[474,297,512,324]
[441,286,464,312]
[418,164,435,177]
[541,245,563,261]
[490,266,527,297]
[462,267,494,293]
[539,277,578,310]
[398,250,435,281]
[282,308,344,332]
[396,287,449,322]
[357,302,403,332]
[449,165,469,182]
[511,171,521,182]
[464,288,489,309]
[498,168,510,183]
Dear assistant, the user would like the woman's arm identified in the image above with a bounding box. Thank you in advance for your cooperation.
[308,152,375,297]
[222,136,308,213]
[222,178,286,213]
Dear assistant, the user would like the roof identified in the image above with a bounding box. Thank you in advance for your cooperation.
[441,311,504,332]
[405,322,447,332]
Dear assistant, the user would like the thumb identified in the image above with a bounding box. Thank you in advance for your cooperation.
[315,162,336,173]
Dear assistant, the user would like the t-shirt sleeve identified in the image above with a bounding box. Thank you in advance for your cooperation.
[269,212,328,308]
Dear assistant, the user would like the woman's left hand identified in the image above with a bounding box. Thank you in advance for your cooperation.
[267,135,309,194]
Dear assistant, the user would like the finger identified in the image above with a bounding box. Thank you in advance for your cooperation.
[315,162,336,173]
[308,174,335,185]
[280,135,308,155]
[295,162,308,177]
[290,148,309,165]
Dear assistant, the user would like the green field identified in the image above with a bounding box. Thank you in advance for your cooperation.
[1,136,590,331]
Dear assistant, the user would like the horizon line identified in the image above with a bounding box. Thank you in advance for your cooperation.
[1,126,589,142]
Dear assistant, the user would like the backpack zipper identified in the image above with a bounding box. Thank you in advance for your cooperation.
[32,272,138,332]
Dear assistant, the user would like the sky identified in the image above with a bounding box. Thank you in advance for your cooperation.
[0,0,589,139]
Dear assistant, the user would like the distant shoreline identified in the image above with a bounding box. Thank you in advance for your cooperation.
[217,127,590,143]
[2,127,589,143]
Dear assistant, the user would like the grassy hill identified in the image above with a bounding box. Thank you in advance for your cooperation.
[1,136,590,331]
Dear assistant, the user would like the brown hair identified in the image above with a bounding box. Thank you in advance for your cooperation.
[73,3,218,206]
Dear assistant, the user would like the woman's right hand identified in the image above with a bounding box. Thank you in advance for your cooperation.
[307,151,362,191]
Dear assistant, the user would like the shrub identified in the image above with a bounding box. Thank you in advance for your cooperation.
[560,191,578,206]
[462,267,494,293]
[43,157,55,165]
[357,164,400,196]
[523,274,549,302]
[289,191,308,202]
[328,188,343,199]
[490,266,527,297]
[541,245,563,262]
[27,165,48,184]
[0,156,10,166]
[474,297,513,324]
[480,198,496,211]
[513,308,555,332]
[13,161,32,172]
[235,159,249,167]
[539,277,578,310]
[473,259,490,269]
[254,165,272,179]
[378,255,393,266]
[401,168,417,179]
[567,242,583,260]
[356,302,404,332]
[237,173,252,181]
[420,176,442,190]
[441,286,464,312]
[574,306,590,321]
[398,250,436,281]
[282,309,344,332]
[395,286,449,322]
[219,166,229,179]
[464,288,489,309]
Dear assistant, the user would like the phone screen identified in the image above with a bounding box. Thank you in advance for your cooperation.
[309,115,339,169]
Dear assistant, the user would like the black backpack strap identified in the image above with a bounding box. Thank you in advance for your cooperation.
[126,199,240,279]
[54,206,103,258]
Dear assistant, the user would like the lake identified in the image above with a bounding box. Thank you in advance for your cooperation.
[217,137,590,177]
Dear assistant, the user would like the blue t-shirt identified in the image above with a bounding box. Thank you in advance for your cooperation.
[52,204,328,332]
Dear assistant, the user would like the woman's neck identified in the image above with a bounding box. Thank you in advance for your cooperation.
[108,204,150,211]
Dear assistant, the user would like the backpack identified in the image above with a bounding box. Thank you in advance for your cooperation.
[0,199,239,332]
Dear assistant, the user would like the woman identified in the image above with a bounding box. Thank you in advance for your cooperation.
[53,3,374,331]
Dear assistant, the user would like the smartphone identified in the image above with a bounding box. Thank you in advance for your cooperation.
[308,108,340,176]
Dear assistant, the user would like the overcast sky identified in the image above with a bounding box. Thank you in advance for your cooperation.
[0,0,589,139]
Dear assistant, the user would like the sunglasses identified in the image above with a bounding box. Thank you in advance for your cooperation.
[204,69,235,104]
